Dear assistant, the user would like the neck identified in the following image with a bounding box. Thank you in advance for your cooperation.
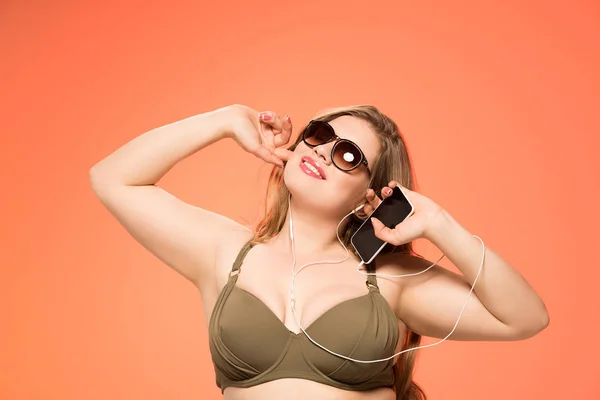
[270,198,350,258]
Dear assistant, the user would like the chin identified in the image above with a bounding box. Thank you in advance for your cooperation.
[283,163,343,215]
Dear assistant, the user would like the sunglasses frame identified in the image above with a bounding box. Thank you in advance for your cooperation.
[302,120,371,174]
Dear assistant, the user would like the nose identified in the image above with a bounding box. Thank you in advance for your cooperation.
[313,143,332,166]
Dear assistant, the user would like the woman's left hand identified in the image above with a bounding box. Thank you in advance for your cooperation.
[364,181,444,246]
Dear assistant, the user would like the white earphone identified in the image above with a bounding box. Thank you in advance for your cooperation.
[288,194,485,363]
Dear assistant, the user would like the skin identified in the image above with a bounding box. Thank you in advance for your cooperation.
[90,105,549,400]
[215,111,407,399]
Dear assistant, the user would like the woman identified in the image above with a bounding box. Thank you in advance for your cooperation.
[89,104,549,400]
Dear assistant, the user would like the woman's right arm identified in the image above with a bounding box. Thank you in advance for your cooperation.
[89,105,290,293]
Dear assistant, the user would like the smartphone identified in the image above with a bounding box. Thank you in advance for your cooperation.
[350,186,415,264]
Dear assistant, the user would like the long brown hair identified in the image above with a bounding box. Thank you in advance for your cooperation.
[252,105,426,400]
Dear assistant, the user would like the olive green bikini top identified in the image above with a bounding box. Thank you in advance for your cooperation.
[208,240,399,393]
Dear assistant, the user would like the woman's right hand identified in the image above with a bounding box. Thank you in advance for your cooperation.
[216,104,293,167]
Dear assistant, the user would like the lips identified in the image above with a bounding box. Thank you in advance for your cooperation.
[300,156,326,180]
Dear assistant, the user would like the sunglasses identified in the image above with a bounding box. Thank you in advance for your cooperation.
[302,120,371,174]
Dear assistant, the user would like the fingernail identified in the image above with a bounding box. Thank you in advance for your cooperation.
[285,115,291,123]
[261,114,272,121]
[384,187,392,195]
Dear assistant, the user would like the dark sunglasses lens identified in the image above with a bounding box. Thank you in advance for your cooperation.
[333,141,362,170]
[304,122,333,146]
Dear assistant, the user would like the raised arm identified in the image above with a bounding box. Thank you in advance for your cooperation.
[89,105,292,294]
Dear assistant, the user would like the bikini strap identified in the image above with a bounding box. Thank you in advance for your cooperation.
[229,239,254,278]
[364,259,380,292]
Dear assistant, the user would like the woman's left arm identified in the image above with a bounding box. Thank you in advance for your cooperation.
[368,183,550,341]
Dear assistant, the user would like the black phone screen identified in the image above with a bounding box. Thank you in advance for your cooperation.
[351,186,414,264]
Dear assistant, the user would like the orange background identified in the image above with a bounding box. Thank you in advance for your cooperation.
[1,1,599,399]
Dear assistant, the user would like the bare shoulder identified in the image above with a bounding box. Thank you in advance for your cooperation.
[374,251,443,310]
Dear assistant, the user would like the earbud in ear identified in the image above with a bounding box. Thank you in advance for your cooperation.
[352,204,369,220]
[353,204,366,214]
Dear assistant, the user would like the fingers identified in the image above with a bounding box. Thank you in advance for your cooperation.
[257,112,277,150]
[275,114,293,147]
[362,184,395,215]
[255,145,284,167]
[256,110,292,167]
[363,188,380,216]
[381,186,393,198]
[366,187,382,206]
[258,111,282,136]
[371,217,401,245]
[274,147,293,162]
[258,111,292,148]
